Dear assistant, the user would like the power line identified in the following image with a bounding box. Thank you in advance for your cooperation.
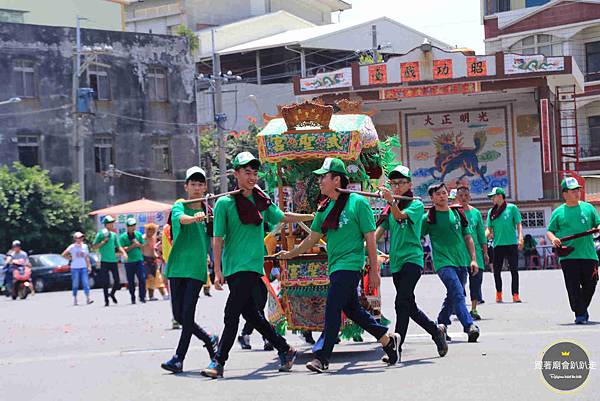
[0,104,70,117]
[116,169,185,182]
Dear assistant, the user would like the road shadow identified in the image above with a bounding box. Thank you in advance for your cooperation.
[557,321,600,326]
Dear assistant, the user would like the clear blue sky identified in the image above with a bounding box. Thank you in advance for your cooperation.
[336,0,486,54]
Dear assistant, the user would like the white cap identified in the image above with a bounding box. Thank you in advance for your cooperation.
[185,166,206,181]
[73,232,84,238]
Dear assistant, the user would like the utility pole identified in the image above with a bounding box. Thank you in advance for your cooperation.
[72,17,112,202]
[211,29,228,194]
[72,16,86,201]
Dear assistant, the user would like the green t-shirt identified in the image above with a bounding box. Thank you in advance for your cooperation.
[547,201,600,262]
[92,230,120,263]
[311,193,376,275]
[422,209,472,272]
[464,207,486,270]
[486,203,522,247]
[119,231,145,263]
[381,200,424,271]
[164,201,210,282]
[213,195,284,278]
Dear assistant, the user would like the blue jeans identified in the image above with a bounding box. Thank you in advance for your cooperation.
[125,261,146,301]
[315,270,388,363]
[437,266,473,332]
[71,268,90,297]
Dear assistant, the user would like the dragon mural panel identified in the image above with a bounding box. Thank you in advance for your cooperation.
[404,107,511,200]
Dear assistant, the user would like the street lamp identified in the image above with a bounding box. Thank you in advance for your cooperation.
[0,97,21,106]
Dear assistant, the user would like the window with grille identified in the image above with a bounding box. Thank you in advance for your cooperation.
[152,137,171,173]
[17,135,39,167]
[88,66,111,100]
[147,66,168,101]
[509,34,563,57]
[94,137,114,173]
[520,210,545,228]
[13,60,36,98]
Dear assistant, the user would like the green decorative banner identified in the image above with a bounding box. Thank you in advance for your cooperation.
[257,130,361,162]
[281,258,329,286]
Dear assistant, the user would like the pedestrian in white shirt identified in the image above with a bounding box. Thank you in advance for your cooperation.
[62,232,93,305]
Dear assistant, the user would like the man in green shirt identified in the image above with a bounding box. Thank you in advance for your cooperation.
[375,165,448,360]
[547,177,600,324]
[279,157,401,373]
[202,152,313,379]
[456,185,489,320]
[161,166,219,374]
[422,183,480,343]
[485,187,524,303]
[92,215,127,307]
[119,218,146,304]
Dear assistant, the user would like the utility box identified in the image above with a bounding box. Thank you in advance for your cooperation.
[76,88,95,113]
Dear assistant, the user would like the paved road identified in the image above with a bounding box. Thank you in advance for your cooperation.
[1,270,598,401]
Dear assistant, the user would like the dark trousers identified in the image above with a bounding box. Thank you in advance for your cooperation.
[241,278,268,336]
[169,277,213,359]
[560,259,599,317]
[492,245,519,294]
[392,263,438,349]
[125,261,146,301]
[99,262,120,303]
[215,271,289,365]
[469,269,483,302]
[315,270,388,363]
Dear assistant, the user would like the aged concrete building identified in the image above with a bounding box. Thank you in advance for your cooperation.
[0,22,198,208]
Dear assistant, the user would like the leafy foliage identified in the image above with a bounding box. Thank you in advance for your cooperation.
[174,24,199,54]
[0,163,92,253]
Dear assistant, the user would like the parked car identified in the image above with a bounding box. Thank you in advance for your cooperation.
[30,254,71,293]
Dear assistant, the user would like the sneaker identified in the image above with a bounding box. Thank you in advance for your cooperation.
[470,310,482,321]
[162,294,170,301]
[467,324,480,343]
[306,358,329,373]
[300,331,315,345]
[205,334,219,358]
[140,298,146,304]
[161,355,183,373]
[584,311,590,323]
[149,297,158,301]
[382,333,401,365]
[86,299,94,305]
[203,287,212,297]
[575,315,587,325]
[433,324,449,357]
[171,319,181,330]
[110,294,118,304]
[352,335,364,342]
[512,294,522,303]
[237,334,251,350]
[495,292,503,303]
[73,297,78,306]
[201,360,224,378]
[278,347,297,372]
[263,340,274,351]
[479,299,485,305]
[131,297,136,304]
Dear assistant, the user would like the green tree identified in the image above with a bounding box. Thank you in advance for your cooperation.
[199,117,261,190]
[175,24,199,54]
[0,163,92,253]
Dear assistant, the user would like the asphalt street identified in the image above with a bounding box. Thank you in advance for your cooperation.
[1,269,598,401]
